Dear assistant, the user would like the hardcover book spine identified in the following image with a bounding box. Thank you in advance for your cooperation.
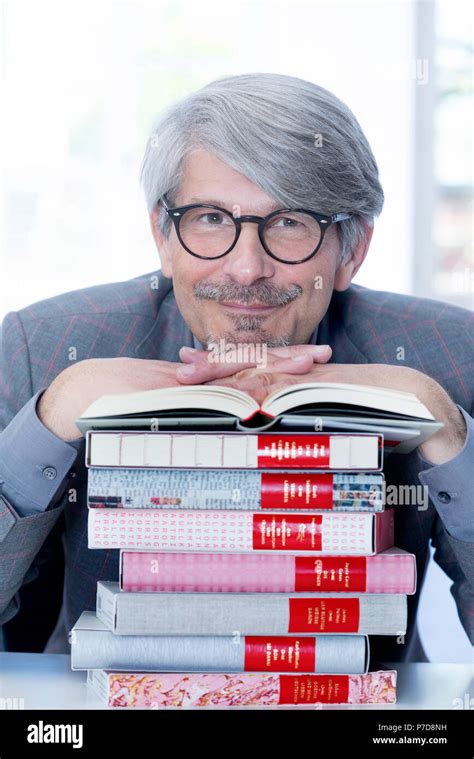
[120,550,416,594]
[72,630,369,674]
[87,432,382,470]
[95,582,407,635]
[88,508,393,554]
[88,469,384,512]
[88,669,397,707]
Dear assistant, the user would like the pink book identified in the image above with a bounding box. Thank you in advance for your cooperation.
[120,546,416,594]
[87,669,397,707]
[88,507,394,554]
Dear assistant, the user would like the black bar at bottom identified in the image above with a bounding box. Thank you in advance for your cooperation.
[0,708,471,757]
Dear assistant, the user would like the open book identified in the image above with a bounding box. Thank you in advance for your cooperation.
[76,382,442,453]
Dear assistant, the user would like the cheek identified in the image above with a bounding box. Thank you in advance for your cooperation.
[170,250,200,290]
[310,266,336,297]
[294,257,337,302]
[171,257,219,318]
[175,256,228,297]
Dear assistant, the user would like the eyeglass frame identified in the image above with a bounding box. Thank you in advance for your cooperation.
[159,194,353,265]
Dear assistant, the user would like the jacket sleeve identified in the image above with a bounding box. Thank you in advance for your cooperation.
[418,406,474,643]
[0,311,79,625]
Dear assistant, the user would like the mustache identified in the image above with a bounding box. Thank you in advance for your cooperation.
[193,282,302,306]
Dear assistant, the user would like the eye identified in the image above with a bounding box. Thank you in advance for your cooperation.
[268,215,304,228]
[194,211,232,225]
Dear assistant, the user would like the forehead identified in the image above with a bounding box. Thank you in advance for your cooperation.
[177,148,283,213]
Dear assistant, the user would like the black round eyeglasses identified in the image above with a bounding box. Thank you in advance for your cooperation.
[159,194,353,265]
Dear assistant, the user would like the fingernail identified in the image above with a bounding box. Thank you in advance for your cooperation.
[292,354,309,362]
[180,346,197,354]
[315,344,330,352]
[177,364,196,376]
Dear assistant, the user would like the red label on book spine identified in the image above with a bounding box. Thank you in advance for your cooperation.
[279,675,349,704]
[244,637,316,672]
[253,514,323,550]
[288,598,360,632]
[257,435,330,468]
[260,473,334,509]
[295,557,368,592]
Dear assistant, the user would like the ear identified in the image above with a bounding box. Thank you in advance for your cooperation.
[333,223,374,292]
[149,204,173,279]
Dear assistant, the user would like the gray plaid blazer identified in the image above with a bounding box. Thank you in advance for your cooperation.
[0,269,472,662]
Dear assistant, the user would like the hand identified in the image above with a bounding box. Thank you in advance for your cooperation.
[38,346,332,442]
[175,343,332,384]
[205,362,467,465]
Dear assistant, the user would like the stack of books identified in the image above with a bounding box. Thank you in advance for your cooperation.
[70,382,438,708]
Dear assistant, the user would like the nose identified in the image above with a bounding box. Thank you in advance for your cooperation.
[221,221,276,284]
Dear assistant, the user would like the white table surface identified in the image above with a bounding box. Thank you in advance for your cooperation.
[0,653,473,710]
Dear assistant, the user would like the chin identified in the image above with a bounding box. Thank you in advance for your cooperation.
[206,330,291,349]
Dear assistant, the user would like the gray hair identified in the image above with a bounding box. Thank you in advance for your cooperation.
[140,72,384,262]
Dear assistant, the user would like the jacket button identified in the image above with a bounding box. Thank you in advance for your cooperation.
[437,491,451,504]
[42,466,57,480]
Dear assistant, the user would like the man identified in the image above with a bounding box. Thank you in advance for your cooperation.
[0,73,472,660]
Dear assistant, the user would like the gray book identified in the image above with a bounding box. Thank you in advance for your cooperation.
[70,611,369,674]
[96,581,407,636]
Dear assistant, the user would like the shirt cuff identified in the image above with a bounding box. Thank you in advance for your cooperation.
[418,406,474,542]
[0,389,83,517]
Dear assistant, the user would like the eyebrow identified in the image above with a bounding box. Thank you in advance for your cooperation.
[186,197,283,212]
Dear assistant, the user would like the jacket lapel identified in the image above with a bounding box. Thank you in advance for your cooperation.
[133,280,196,361]
[317,291,369,365]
